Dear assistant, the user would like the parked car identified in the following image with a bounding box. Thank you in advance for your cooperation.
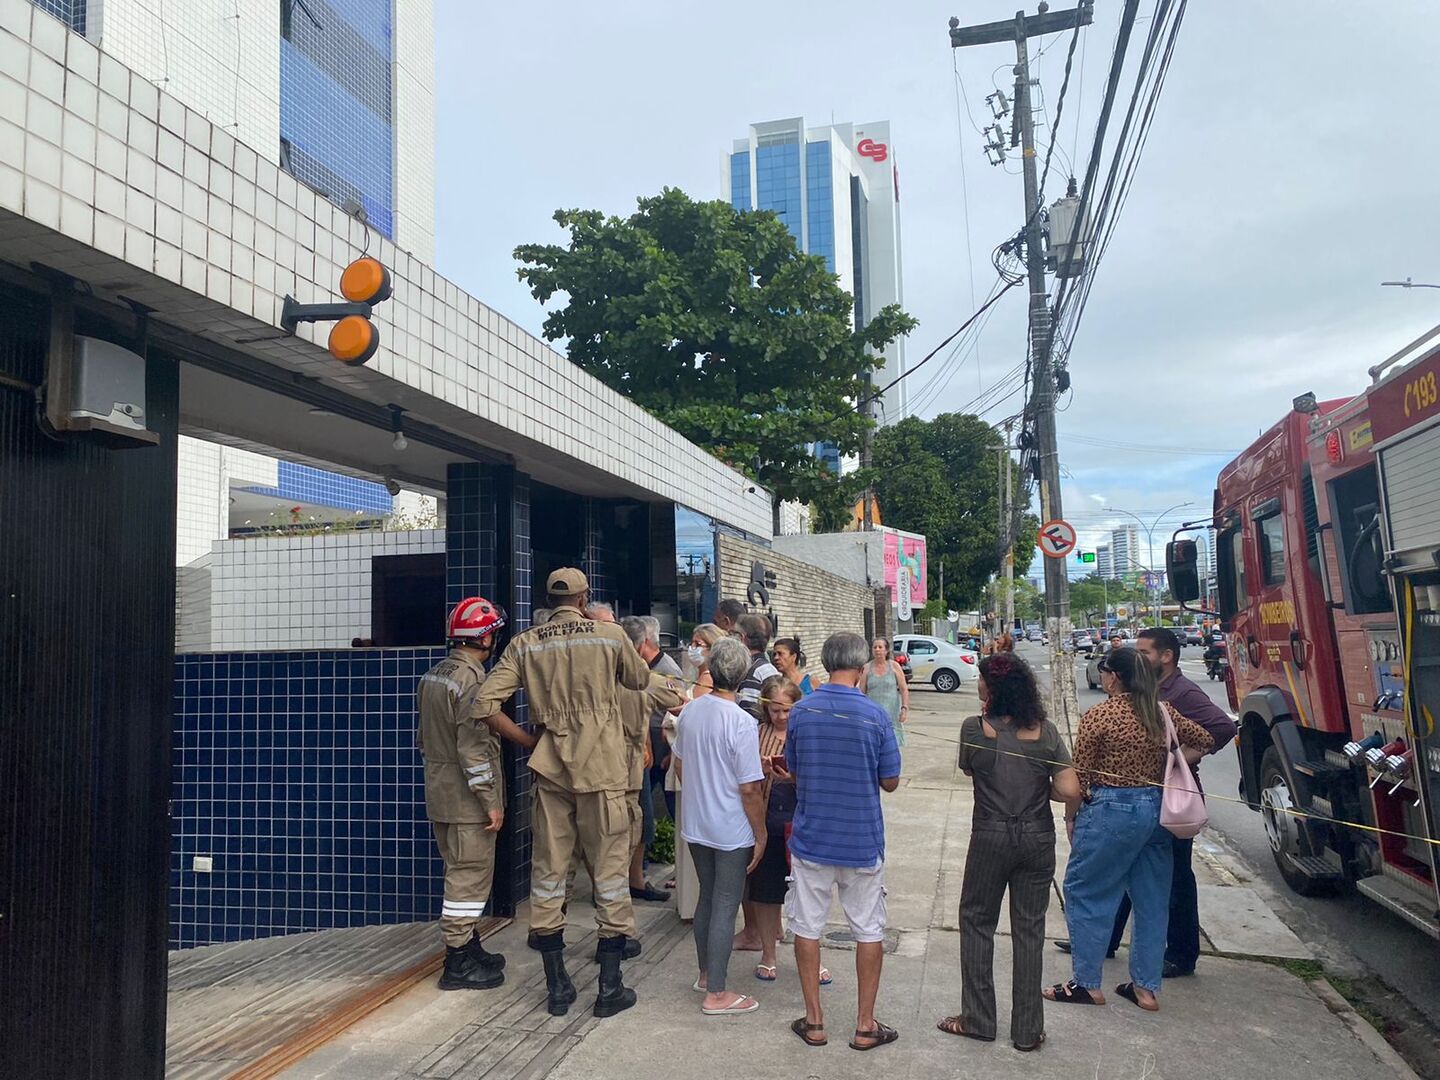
[1026,628,1044,643]
[891,635,978,693]
[1085,641,1112,691]
[1183,627,1204,647]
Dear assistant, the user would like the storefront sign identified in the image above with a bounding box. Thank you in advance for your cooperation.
[883,533,926,610]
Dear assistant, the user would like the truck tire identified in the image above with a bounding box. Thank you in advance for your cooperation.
[933,669,959,693]
[1259,746,1337,897]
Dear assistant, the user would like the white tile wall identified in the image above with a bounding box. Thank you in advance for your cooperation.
[3,4,776,540]
[391,0,434,263]
[176,435,281,567]
[93,0,281,166]
[194,528,446,651]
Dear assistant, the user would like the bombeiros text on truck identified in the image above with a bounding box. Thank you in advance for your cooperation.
[1166,324,1440,936]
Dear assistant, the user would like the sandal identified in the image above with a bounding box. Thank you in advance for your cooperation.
[819,967,833,986]
[754,964,777,982]
[936,1016,993,1041]
[849,1020,899,1051]
[791,1018,827,1047]
[692,978,706,993]
[701,993,760,1016]
[1042,981,1102,1005]
[1115,982,1159,1012]
[1014,1034,1046,1052]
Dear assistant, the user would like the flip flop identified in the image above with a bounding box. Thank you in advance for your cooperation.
[1115,982,1160,1012]
[849,1020,899,1051]
[702,994,760,1015]
[936,1016,993,1041]
[1042,981,1102,1005]
[819,967,833,986]
[791,1018,827,1047]
[754,964,777,981]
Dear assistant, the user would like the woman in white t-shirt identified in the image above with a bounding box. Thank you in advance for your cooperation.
[673,637,768,1016]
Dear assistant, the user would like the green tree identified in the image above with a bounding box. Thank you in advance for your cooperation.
[872,413,1037,612]
[515,189,917,527]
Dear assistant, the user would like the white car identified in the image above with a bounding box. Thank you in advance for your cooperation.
[892,635,979,693]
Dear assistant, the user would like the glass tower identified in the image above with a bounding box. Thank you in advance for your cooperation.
[279,0,396,238]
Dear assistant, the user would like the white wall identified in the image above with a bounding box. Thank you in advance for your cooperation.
[92,0,281,165]
[390,0,434,263]
[176,436,278,567]
[199,528,445,651]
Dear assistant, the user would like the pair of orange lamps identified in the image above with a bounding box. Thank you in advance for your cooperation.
[280,257,392,365]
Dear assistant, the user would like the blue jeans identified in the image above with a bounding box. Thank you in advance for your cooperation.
[1063,786,1173,993]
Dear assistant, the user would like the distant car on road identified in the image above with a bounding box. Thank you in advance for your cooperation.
[1026,628,1043,643]
[1183,627,1204,647]
[1085,641,1115,690]
[1070,628,1098,656]
[892,634,978,693]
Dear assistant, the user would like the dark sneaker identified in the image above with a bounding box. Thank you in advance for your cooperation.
[1162,961,1195,978]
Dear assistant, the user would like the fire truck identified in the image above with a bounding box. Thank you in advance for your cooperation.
[1168,329,1440,936]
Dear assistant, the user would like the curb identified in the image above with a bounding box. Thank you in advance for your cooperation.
[1306,977,1421,1080]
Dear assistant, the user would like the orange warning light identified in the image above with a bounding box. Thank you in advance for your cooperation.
[329,315,379,366]
[339,257,392,304]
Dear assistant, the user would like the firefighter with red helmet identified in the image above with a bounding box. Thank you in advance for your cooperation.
[418,596,532,991]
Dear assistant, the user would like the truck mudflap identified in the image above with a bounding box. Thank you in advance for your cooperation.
[1237,687,1313,806]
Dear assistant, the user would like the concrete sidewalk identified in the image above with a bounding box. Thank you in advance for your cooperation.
[281,687,1413,1080]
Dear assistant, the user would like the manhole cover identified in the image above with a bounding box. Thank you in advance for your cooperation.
[825,930,856,943]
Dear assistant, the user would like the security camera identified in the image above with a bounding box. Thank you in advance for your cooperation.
[385,478,402,497]
[745,485,757,494]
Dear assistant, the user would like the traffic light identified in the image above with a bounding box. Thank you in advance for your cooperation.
[280,257,393,367]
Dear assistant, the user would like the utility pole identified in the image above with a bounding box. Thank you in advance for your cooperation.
[951,2,1092,739]
[1003,421,1015,635]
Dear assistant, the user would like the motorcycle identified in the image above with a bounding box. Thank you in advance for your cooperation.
[1204,653,1228,681]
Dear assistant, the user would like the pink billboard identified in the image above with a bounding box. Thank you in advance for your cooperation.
[883,532,927,609]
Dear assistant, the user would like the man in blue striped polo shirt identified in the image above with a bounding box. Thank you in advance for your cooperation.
[778,632,902,1051]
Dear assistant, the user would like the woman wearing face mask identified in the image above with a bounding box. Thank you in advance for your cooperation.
[665,624,724,911]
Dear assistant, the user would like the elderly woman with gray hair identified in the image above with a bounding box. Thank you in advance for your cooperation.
[672,636,769,1016]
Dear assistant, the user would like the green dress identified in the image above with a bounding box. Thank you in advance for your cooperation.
[866,662,905,747]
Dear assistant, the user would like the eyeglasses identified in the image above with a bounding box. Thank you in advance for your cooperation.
[1096,659,1114,674]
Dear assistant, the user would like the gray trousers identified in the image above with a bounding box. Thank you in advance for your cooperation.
[689,842,753,994]
[959,823,1055,1045]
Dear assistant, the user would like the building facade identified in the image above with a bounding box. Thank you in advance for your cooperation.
[1108,524,1142,576]
[723,117,907,426]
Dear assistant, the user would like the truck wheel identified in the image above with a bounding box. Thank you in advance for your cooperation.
[1259,746,1336,897]
[933,669,959,693]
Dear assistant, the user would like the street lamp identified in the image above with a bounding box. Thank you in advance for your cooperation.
[1102,502,1194,626]
[1381,278,1440,290]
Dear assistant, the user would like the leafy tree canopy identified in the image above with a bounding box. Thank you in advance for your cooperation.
[872,413,1038,611]
[515,189,917,516]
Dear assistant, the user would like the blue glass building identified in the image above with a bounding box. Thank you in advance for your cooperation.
[280,0,396,238]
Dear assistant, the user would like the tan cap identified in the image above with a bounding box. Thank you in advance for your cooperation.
[546,567,589,595]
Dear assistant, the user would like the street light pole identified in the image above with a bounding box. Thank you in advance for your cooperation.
[1381,277,1440,290]
[1103,502,1193,626]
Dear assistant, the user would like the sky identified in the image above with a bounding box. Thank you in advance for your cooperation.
[430,0,1440,561]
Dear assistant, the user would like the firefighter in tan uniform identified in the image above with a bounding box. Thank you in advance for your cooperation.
[418,596,535,991]
[468,569,651,1018]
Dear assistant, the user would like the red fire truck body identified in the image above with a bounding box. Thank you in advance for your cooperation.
[1202,337,1440,935]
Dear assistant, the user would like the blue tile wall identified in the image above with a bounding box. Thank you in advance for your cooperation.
[280,0,395,237]
[171,648,446,948]
[30,0,85,32]
[582,497,613,607]
[242,461,393,514]
[445,462,496,608]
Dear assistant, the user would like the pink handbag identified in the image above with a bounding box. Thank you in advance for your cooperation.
[1159,703,1208,838]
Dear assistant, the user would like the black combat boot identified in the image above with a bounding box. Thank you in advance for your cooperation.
[593,936,638,1018]
[539,944,577,1016]
[467,934,506,972]
[438,945,505,991]
[592,936,641,963]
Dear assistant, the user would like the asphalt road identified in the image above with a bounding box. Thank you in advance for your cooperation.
[1014,638,1440,1029]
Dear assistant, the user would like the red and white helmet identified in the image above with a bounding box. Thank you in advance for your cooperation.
[448,596,507,646]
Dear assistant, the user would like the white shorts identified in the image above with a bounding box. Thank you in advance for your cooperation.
[785,856,888,943]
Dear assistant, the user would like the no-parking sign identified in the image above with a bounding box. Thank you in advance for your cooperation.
[1037,519,1078,559]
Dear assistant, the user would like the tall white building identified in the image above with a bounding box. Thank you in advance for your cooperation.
[1095,543,1113,580]
[29,1,440,563]
[723,118,907,425]
[1109,525,1142,577]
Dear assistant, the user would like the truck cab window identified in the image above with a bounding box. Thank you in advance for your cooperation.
[1217,522,1249,619]
[1256,512,1286,587]
[1329,464,1389,615]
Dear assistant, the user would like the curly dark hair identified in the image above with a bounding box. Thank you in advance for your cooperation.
[978,652,1046,729]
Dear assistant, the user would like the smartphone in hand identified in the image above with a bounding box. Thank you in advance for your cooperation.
[768,754,790,775]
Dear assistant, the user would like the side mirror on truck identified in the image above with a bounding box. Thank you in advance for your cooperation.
[1167,540,1200,603]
